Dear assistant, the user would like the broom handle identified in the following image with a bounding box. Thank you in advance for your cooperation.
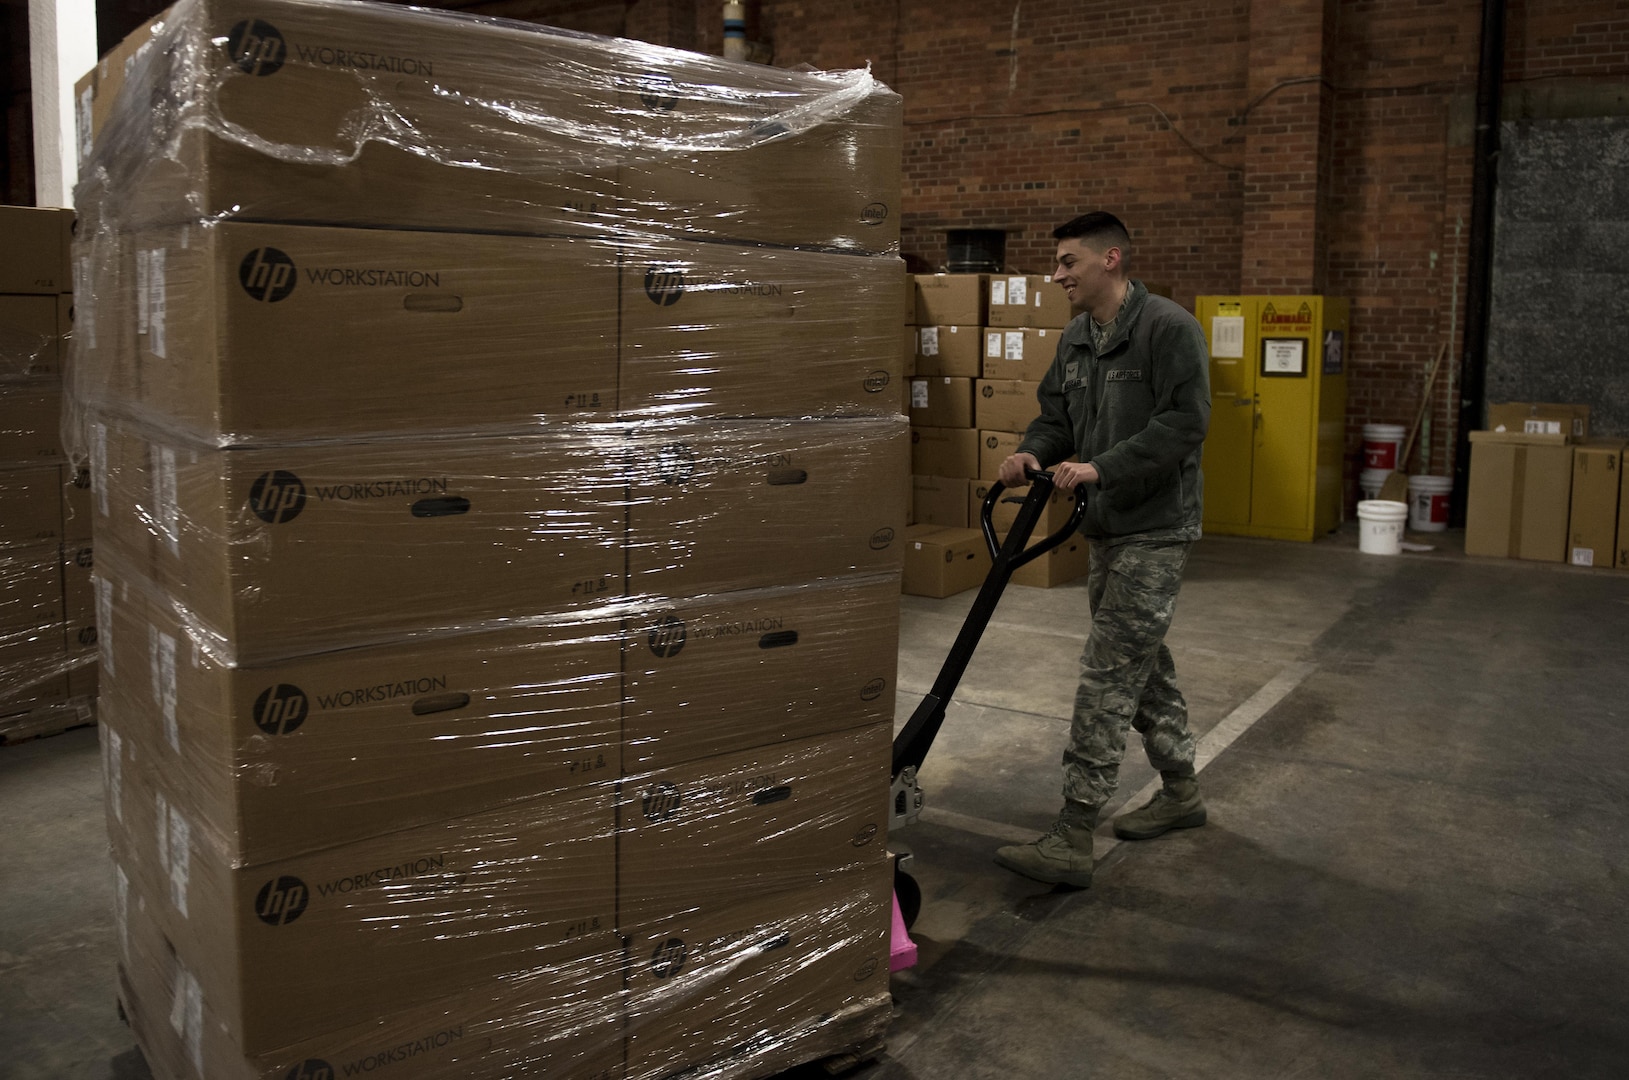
[1397,343,1447,473]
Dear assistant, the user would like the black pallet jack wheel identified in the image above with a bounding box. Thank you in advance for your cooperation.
[894,863,922,930]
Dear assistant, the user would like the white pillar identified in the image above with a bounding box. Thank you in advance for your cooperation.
[30,0,98,208]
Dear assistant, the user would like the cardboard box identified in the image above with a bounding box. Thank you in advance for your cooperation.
[1004,528,1091,588]
[95,421,626,662]
[913,274,987,326]
[909,426,980,479]
[98,570,621,864]
[901,524,991,598]
[0,464,64,545]
[1486,402,1590,443]
[914,325,982,377]
[975,379,1041,433]
[0,387,64,464]
[903,325,918,377]
[913,474,971,528]
[624,866,891,1080]
[978,429,1024,479]
[624,417,907,597]
[128,222,619,441]
[0,206,73,294]
[1464,431,1574,561]
[93,0,899,252]
[981,327,1059,381]
[0,545,70,715]
[987,273,1074,329]
[617,724,889,929]
[1567,441,1624,568]
[970,479,1083,535]
[907,376,974,428]
[103,723,618,1053]
[620,241,904,419]
[622,577,899,770]
[115,875,627,1080]
[0,295,64,378]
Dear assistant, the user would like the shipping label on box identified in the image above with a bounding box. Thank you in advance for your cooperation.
[914,325,982,377]
[621,578,899,770]
[981,327,1057,381]
[909,426,980,479]
[622,240,903,419]
[987,274,1073,329]
[914,274,987,326]
[975,379,1040,433]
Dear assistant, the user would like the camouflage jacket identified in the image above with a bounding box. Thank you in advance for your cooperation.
[1017,280,1210,540]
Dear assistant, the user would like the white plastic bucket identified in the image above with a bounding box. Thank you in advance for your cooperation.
[1357,500,1408,556]
[1358,468,1389,502]
[1407,475,1451,532]
[1362,423,1406,470]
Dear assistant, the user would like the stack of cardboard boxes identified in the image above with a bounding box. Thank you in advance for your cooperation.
[1466,402,1628,569]
[0,206,99,743]
[902,272,1088,596]
[73,1,905,1077]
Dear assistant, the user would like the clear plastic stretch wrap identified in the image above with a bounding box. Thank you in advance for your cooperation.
[68,0,908,1075]
[1,220,98,740]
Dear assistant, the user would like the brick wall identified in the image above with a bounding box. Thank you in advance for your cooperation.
[457,0,1629,491]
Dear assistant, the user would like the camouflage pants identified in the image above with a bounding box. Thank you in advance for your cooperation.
[1063,539,1196,811]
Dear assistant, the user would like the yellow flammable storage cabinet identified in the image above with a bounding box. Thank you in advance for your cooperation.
[1194,296,1349,541]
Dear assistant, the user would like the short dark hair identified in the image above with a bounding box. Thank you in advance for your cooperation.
[1052,211,1132,258]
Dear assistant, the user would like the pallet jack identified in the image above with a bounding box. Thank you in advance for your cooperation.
[888,468,1088,954]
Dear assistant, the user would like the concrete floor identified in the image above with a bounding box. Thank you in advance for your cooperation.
[5,528,1629,1079]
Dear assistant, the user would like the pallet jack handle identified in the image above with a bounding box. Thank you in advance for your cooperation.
[890,468,1089,789]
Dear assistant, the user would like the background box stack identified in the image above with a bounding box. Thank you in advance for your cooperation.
[1465,402,1625,567]
[0,205,99,743]
[904,271,1086,595]
[69,1,904,1078]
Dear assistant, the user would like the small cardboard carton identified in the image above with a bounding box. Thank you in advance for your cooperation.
[1486,402,1590,443]
[908,426,980,480]
[912,474,971,528]
[901,524,991,598]
[1567,440,1624,568]
[986,274,1073,329]
[975,379,1041,433]
[1464,431,1573,562]
[907,376,974,429]
[982,327,1059,381]
[0,206,73,294]
[913,274,987,326]
[914,325,983,378]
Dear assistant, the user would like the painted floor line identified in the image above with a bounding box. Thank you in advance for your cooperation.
[1093,660,1318,860]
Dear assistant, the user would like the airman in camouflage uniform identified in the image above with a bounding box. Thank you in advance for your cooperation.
[995,212,1211,889]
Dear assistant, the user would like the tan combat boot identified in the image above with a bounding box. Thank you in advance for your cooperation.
[993,802,1097,887]
[1112,773,1206,840]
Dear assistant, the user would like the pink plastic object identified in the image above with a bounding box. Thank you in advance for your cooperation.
[889,890,918,971]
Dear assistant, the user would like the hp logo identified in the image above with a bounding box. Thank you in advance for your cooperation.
[254,876,309,926]
[253,684,309,735]
[239,247,297,303]
[644,266,685,306]
[284,1062,335,1080]
[226,20,287,76]
[638,75,678,111]
[650,937,687,979]
[248,471,307,524]
[642,782,682,823]
[647,615,687,659]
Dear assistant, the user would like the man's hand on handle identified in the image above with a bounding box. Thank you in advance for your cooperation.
[999,452,1100,490]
